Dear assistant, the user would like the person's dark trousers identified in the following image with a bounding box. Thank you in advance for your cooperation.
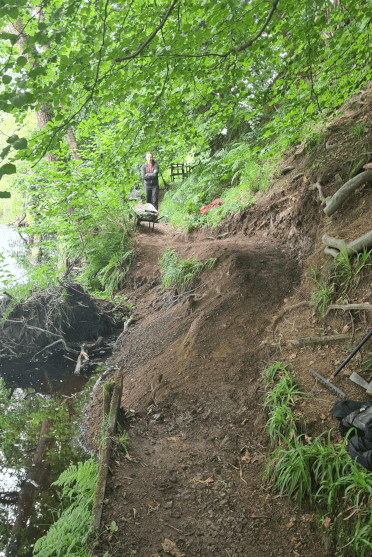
[145,185,159,210]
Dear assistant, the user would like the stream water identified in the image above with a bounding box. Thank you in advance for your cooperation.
[0,226,108,556]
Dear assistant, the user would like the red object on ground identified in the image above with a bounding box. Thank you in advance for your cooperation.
[200,198,223,215]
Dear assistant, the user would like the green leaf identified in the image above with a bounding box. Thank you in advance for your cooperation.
[13,138,28,150]
[15,56,27,69]
[0,32,17,43]
[2,75,12,85]
[0,145,11,160]
[6,134,19,145]
[0,164,16,179]
[10,94,28,108]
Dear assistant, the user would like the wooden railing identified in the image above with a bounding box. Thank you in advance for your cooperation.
[170,163,194,182]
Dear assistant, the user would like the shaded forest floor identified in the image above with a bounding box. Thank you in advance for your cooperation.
[86,92,372,557]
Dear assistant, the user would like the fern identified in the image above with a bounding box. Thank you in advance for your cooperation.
[33,458,98,557]
[79,221,133,294]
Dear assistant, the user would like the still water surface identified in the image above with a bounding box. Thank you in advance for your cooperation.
[0,224,27,290]
[0,225,91,556]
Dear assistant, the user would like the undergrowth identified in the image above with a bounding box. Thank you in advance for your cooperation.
[263,362,372,556]
[33,458,98,557]
[159,246,216,291]
[161,142,273,231]
[310,248,372,318]
[79,222,134,295]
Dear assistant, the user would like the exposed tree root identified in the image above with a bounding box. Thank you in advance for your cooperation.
[268,300,314,331]
[323,303,372,318]
[32,338,79,361]
[310,182,331,207]
[0,283,114,360]
[322,230,372,257]
[286,333,365,346]
[323,170,372,216]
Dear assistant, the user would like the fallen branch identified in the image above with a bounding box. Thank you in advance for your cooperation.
[322,230,372,257]
[324,170,372,216]
[323,303,372,318]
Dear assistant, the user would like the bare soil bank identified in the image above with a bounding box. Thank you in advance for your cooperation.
[87,94,372,557]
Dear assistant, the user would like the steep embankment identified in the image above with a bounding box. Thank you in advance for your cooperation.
[87,94,372,557]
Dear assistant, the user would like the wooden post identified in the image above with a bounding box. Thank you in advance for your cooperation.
[92,370,123,529]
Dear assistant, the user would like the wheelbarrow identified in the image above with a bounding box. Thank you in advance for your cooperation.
[133,203,167,232]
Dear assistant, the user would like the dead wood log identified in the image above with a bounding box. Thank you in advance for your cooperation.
[322,230,372,257]
[323,170,372,216]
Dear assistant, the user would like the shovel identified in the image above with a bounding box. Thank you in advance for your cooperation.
[349,372,372,395]
[310,327,372,399]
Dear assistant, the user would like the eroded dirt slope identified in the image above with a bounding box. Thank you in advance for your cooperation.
[87,219,327,557]
[87,91,372,557]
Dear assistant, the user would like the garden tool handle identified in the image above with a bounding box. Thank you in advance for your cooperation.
[331,328,372,379]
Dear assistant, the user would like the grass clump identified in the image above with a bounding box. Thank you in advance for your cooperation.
[267,432,350,512]
[263,365,305,445]
[352,123,364,138]
[33,457,98,557]
[262,361,292,388]
[310,247,372,318]
[263,361,372,555]
[159,246,216,291]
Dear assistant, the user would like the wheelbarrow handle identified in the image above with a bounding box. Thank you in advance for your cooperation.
[331,328,372,379]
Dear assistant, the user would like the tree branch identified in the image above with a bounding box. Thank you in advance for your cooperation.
[209,0,281,71]
[115,0,178,62]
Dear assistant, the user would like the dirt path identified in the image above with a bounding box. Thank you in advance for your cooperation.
[87,218,329,557]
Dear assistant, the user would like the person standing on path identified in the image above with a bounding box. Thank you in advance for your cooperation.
[141,152,159,210]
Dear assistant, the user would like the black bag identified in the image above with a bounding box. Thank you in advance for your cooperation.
[342,405,372,438]
[333,400,372,471]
